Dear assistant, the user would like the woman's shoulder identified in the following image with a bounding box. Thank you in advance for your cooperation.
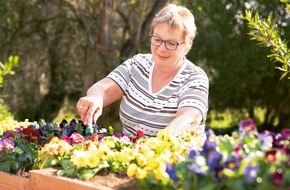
[128,53,153,70]
[183,59,208,77]
[180,59,209,88]
[131,53,153,63]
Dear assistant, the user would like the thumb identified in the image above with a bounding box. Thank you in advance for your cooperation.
[92,107,103,124]
[86,104,97,127]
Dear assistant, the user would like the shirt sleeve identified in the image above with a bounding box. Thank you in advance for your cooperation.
[178,69,209,121]
[106,56,134,93]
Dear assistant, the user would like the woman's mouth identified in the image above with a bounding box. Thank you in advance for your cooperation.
[157,54,169,59]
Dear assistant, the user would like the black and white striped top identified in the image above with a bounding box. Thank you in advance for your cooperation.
[107,53,208,139]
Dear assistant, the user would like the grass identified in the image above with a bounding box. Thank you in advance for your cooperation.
[52,97,78,123]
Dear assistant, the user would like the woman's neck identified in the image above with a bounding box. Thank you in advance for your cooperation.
[151,59,184,93]
[154,57,184,76]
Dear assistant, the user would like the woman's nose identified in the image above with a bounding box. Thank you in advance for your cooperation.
[158,41,168,50]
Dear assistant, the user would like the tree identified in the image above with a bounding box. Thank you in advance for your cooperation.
[240,0,290,80]
[0,56,19,119]
[0,0,168,124]
[181,0,290,131]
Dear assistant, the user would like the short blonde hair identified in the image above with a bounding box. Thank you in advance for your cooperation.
[150,4,197,47]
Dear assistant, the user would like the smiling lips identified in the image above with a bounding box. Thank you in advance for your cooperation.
[157,54,169,59]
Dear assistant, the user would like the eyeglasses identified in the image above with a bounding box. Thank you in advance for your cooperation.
[149,36,184,50]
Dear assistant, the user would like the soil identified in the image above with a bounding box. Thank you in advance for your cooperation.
[16,169,30,178]
[90,170,139,190]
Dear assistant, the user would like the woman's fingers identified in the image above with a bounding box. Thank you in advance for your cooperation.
[93,107,102,124]
[86,104,96,126]
[76,96,103,126]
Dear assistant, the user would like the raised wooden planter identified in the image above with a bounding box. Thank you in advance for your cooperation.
[0,171,29,190]
[0,168,137,190]
[29,168,112,190]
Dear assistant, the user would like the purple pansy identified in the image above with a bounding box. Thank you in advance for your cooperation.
[188,149,199,159]
[282,129,290,140]
[70,132,85,145]
[202,139,217,155]
[238,118,257,137]
[166,163,179,182]
[0,138,15,154]
[224,155,240,171]
[213,165,224,182]
[205,129,215,138]
[243,164,259,183]
[207,150,222,171]
[187,162,206,176]
[258,131,274,151]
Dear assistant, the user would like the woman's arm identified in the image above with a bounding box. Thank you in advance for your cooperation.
[166,107,203,135]
[77,77,123,126]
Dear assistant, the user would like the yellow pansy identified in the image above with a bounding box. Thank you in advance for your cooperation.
[127,163,138,177]
[135,167,148,179]
[86,150,100,168]
[71,150,87,169]
[135,153,147,167]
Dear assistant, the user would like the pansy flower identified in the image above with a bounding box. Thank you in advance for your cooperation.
[188,148,199,159]
[243,164,259,183]
[202,139,217,155]
[0,138,15,154]
[207,150,222,171]
[272,171,283,187]
[187,162,206,176]
[224,155,240,171]
[213,165,224,182]
[22,125,41,144]
[258,131,274,151]
[238,118,257,137]
[166,163,179,182]
[265,150,277,163]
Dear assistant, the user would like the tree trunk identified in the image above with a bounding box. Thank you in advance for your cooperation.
[120,0,168,59]
[35,27,66,121]
[81,0,112,96]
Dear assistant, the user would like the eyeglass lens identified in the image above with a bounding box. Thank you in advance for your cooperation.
[150,36,179,50]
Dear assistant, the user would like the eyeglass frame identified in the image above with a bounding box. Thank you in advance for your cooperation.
[149,35,185,50]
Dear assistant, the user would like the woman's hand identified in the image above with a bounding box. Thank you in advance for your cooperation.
[76,78,124,126]
[77,95,103,126]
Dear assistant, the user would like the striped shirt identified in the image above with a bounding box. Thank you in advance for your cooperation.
[107,53,208,140]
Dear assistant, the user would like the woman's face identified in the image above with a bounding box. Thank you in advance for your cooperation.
[151,22,188,69]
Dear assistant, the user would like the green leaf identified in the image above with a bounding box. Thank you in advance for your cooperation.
[279,71,288,80]
[64,166,77,177]
[39,156,59,169]
[13,146,24,155]
[218,138,233,153]
[0,162,12,172]
[10,160,20,171]
[196,182,220,190]
[78,168,97,181]
[0,154,16,162]
[284,169,290,188]
[108,126,114,135]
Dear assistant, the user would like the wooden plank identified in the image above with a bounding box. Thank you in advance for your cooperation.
[29,168,113,190]
[0,171,29,190]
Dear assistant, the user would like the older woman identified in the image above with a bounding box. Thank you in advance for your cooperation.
[77,4,209,141]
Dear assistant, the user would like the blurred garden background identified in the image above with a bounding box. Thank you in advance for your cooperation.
[0,0,289,135]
